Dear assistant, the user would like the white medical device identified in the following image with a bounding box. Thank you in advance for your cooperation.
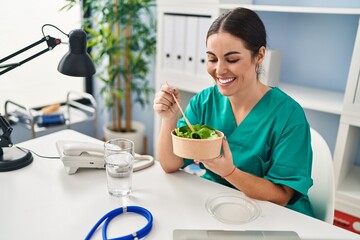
[56,140,154,174]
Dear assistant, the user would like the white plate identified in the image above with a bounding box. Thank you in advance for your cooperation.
[173,230,301,240]
[205,192,261,224]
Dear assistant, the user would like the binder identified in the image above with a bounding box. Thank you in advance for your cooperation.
[261,49,282,86]
[195,16,212,76]
[173,15,187,72]
[184,16,199,75]
[162,14,175,69]
[354,74,360,104]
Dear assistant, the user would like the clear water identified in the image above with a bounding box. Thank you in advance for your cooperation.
[105,152,134,197]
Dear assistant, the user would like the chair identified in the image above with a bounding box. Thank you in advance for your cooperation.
[308,128,335,223]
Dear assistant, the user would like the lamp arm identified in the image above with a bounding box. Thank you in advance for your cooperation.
[0,114,13,148]
[0,36,62,76]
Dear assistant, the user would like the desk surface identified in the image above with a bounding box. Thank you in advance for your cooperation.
[1,130,359,240]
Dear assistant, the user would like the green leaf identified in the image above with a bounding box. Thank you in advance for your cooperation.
[174,125,220,139]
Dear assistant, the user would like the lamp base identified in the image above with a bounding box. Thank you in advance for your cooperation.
[0,147,33,172]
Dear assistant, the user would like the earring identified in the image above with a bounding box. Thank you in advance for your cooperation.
[255,65,260,75]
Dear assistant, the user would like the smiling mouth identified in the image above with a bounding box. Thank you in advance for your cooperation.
[217,77,236,85]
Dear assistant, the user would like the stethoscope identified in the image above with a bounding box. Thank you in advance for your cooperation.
[83,152,154,239]
[85,206,153,240]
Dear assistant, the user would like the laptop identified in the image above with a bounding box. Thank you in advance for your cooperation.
[173,229,301,240]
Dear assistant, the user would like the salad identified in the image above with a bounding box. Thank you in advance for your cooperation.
[174,124,219,139]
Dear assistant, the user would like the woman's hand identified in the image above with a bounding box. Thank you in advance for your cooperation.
[197,136,236,177]
[153,84,180,120]
[154,84,184,173]
[200,136,295,206]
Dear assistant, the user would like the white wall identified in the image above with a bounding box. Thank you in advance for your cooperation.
[0,1,84,114]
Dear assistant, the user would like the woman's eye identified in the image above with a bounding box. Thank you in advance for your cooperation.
[227,59,240,63]
[208,59,217,63]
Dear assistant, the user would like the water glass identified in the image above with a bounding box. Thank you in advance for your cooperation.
[104,138,135,197]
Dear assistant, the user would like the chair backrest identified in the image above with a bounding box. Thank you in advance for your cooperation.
[308,128,335,223]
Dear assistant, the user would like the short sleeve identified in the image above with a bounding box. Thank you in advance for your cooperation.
[264,107,313,196]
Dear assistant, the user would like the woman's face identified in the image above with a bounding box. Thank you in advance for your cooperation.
[206,32,259,97]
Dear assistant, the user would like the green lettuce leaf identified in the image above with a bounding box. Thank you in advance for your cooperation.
[174,124,219,139]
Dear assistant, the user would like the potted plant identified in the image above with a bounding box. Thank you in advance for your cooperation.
[63,0,156,153]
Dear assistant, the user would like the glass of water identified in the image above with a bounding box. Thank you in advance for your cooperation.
[104,138,135,197]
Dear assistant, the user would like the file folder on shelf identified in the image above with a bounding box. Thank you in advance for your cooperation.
[354,74,360,104]
[261,49,282,87]
[195,16,212,76]
[162,14,175,69]
[184,16,199,75]
[173,15,187,72]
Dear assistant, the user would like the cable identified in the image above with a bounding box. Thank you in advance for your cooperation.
[15,145,60,159]
[41,24,69,38]
[85,206,153,240]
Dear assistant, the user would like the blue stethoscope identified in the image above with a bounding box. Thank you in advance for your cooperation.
[85,206,153,240]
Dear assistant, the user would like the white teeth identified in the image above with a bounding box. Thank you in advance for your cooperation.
[218,78,235,84]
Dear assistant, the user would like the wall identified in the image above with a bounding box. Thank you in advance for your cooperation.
[0,1,84,114]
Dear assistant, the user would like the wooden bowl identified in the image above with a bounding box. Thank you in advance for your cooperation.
[171,130,224,159]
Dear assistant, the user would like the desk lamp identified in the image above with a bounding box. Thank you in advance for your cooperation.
[0,24,96,172]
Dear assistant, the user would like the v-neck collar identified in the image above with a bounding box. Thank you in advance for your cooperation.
[227,87,275,128]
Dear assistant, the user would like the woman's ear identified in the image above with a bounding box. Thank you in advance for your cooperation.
[257,46,266,65]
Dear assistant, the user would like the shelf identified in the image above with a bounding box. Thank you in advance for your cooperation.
[5,91,97,139]
[219,4,360,15]
[158,70,213,93]
[279,83,344,115]
[8,106,93,131]
[337,165,360,198]
[336,165,360,216]
[158,72,345,115]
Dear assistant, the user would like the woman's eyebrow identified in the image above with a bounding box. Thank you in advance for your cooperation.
[224,51,241,57]
[206,51,241,57]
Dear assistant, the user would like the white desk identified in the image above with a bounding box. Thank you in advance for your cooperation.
[1,130,359,240]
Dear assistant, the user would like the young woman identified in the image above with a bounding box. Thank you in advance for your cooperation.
[153,7,314,217]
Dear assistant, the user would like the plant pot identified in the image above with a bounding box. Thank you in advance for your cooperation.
[103,120,145,154]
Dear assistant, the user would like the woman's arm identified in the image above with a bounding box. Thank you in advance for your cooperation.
[153,85,184,173]
[224,167,295,206]
[199,137,295,206]
[157,118,184,172]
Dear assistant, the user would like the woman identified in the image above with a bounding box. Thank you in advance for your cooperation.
[153,7,314,217]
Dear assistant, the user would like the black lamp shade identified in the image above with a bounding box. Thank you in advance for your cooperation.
[57,29,96,77]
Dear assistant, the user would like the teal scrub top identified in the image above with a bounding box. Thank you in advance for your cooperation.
[177,85,315,217]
